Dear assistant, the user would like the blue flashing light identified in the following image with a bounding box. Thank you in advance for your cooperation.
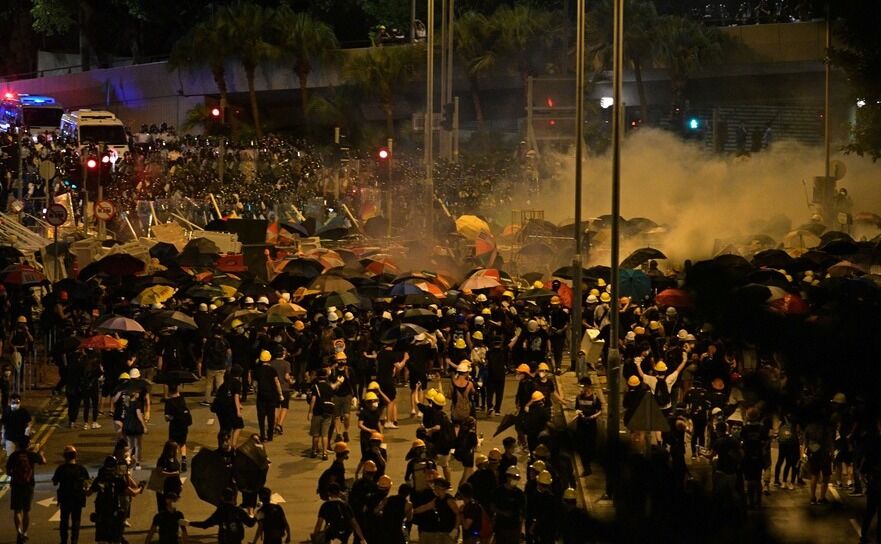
[688,118,700,130]
[19,95,56,105]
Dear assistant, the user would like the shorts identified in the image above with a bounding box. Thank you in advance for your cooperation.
[170,430,189,447]
[379,382,397,401]
[333,395,353,418]
[10,484,33,511]
[807,454,832,479]
[279,391,291,410]
[435,454,450,468]
[310,413,333,437]
[409,373,428,392]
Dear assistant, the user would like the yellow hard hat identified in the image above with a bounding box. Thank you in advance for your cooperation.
[475,453,489,466]
[628,375,641,387]
[16,315,26,323]
[472,331,484,341]
[335,351,348,361]
[363,392,379,401]
[377,475,393,490]
[481,307,492,315]
[589,288,600,297]
[230,319,243,329]
[597,278,607,287]
[531,391,545,403]
[634,326,646,335]
[118,372,130,380]
[363,460,377,473]
[333,442,350,454]
[259,350,272,362]
[563,487,577,501]
[368,381,380,390]
[488,448,502,461]
[600,292,611,303]
[537,470,553,485]
[412,438,426,448]
[550,295,561,305]
[454,338,467,350]
[502,290,514,299]
[425,388,438,401]
[649,320,660,331]
[654,361,668,372]
[537,362,550,372]
[433,393,447,407]
[531,460,547,472]
[533,280,544,289]
[516,364,531,374]
[293,320,305,331]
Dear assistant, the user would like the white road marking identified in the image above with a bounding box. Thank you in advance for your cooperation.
[828,486,841,502]
[850,518,861,537]
[270,492,285,504]
[207,418,215,425]
[49,509,61,522]
[36,497,57,507]
[180,477,187,484]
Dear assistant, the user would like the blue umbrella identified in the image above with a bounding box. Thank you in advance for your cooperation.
[618,268,651,300]
[388,282,423,297]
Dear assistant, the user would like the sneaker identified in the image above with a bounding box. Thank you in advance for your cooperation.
[410,410,417,417]
[276,426,283,436]
[691,455,697,461]
[321,452,328,460]
[311,450,318,458]
[809,498,817,505]
[135,464,141,471]
[386,422,399,429]
[83,423,90,430]
[773,481,782,488]
[786,483,794,490]
[68,422,75,429]
[199,401,212,407]
[91,422,101,429]
[334,434,343,443]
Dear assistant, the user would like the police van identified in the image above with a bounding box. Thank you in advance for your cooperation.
[59,109,130,159]
[0,93,64,137]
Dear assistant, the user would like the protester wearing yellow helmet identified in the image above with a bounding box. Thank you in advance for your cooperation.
[358,387,383,458]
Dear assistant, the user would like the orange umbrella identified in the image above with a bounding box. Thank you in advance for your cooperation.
[303,248,345,270]
[414,281,445,298]
[461,275,501,291]
[80,335,125,350]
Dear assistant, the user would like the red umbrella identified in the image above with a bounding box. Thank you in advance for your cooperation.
[0,264,46,286]
[80,335,125,350]
[655,288,693,308]
[768,293,809,315]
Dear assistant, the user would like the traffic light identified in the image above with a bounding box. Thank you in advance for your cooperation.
[688,117,700,131]
[441,102,454,131]
[378,147,390,160]
[86,157,98,169]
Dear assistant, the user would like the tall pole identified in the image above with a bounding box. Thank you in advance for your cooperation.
[17,126,24,204]
[571,0,585,376]
[606,0,625,499]
[439,0,447,162]
[411,0,416,43]
[387,137,394,239]
[425,0,435,237]
[823,5,831,181]
[446,0,455,160]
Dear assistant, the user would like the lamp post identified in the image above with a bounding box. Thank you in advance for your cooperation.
[425,0,435,237]
[571,0,585,376]
[606,0,625,499]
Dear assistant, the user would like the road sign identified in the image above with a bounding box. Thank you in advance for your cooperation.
[45,204,68,227]
[830,160,847,181]
[38,160,56,181]
[94,200,116,221]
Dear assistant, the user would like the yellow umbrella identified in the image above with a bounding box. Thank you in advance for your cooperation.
[267,303,307,318]
[220,285,238,298]
[292,287,321,301]
[455,215,491,241]
[134,285,176,305]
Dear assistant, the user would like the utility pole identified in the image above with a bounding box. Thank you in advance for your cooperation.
[439,0,447,160]
[823,5,831,183]
[606,0,625,500]
[425,0,435,237]
[446,0,455,160]
[571,0,585,377]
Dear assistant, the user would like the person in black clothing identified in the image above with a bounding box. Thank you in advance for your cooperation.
[2,393,32,455]
[740,407,768,509]
[253,486,291,544]
[466,453,498,512]
[215,367,245,447]
[357,391,383,458]
[859,417,881,543]
[376,345,407,428]
[407,334,434,417]
[154,440,182,512]
[144,492,188,544]
[190,487,256,544]
[89,456,145,544]
[492,466,526,543]
[412,477,459,543]
[52,445,90,544]
[318,442,350,500]
[348,464,379,544]
[685,385,710,460]
[358,432,388,478]
[63,354,84,429]
[227,324,253,402]
[559,487,590,544]
[163,384,192,473]
[314,482,366,544]
[485,340,507,416]
[573,377,601,475]
[547,297,569,374]
[253,350,284,442]
[376,483,412,544]
[499,438,518,479]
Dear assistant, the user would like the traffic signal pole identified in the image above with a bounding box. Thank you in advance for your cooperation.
[572,0,585,378]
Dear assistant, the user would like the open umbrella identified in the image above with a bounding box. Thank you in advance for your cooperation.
[827,260,866,278]
[1,264,46,286]
[493,413,519,437]
[79,254,145,279]
[751,249,794,269]
[618,269,651,300]
[517,288,557,302]
[381,323,427,344]
[323,291,363,309]
[249,314,293,328]
[310,275,356,294]
[134,285,176,306]
[303,248,345,270]
[80,335,125,350]
[402,308,439,329]
[142,310,197,330]
[95,316,145,334]
[267,303,307,318]
[460,275,501,291]
[191,448,228,505]
[397,292,440,306]
[783,229,821,250]
[234,438,269,493]
[274,258,324,279]
[221,309,263,329]
[455,215,491,241]
[183,237,221,255]
[186,284,225,300]
[149,242,179,263]
[655,288,692,308]
[620,247,667,269]
[0,246,24,260]
[389,282,424,297]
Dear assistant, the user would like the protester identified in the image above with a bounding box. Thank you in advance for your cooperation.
[190,487,256,544]
[52,445,89,544]
[7,439,45,543]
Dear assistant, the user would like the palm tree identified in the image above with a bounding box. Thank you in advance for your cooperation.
[343,44,423,138]
[275,6,340,122]
[492,5,559,104]
[587,0,660,123]
[169,16,232,108]
[455,11,501,132]
[655,16,724,108]
[217,2,276,138]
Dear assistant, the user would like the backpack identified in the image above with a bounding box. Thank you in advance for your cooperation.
[323,500,350,537]
[451,385,472,421]
[9,452,34,485]
[653,378,671,407]
[261,504,287,541]
[778,422,793,442]
[438,413,456,448]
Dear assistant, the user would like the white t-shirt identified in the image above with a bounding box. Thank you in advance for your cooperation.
[641,371,680,409]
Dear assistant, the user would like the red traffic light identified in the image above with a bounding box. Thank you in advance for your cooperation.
[211,107,222,118]
[86,158,97,169]
[101,155,111,164]
[546,97,555,108]
[378,148,389,160]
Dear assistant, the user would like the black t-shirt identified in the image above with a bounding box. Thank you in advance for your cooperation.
[2,407,31,442]
[358,407,381,433]
[411,488,437,531]
[377,350,402,384]
[408,344,433,376]
[461,499,484,538]
[152,509,184,544]
[311,380,335,416]
[492,485,525,530]
[52,463,90,505]
[164,396,190,433]
[256,503,288,542]
[318,499,355,538]
[254,364,279,401]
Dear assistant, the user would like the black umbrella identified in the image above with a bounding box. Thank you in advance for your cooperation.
[621,247,667,269]
[141,310,197,330]
[238,280,279,303]
[149,242,179,263]
[493,413,519,437]
[79,254,145,280]
[712,254,753,271]
[0,246,24,260]
[176,250,218,268]
[191,448,228,505]
[584,265,612,282]
[402,308,439,329]
[278,258,324,279]
[396,292,440,306]
[552,265,592,280]
[183,237,221,255]
[746,269,792,289]
[381,323,427,344]
[316,215,352,240]
[54,278,94,303]
[820,239,859,256]
[751,249,793,269]
[233,437,269,493]
[364,216,390,238]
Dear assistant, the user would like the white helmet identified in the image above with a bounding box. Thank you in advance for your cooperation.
[344,311,355,321]
[244,297,255,304]
[328,312,339,322]
[280,293,291,302]
[198,303,208,312]
[257,296,270,305]
[474,316,485,326]
[456,362,471,373]
[475,294,488,302]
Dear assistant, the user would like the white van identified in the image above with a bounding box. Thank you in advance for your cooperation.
[59,109,130,159]
[0,93,64,137]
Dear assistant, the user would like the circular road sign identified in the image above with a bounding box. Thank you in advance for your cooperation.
[38,160,56,181]
[45,203,68,227]
[94,200,116,221]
